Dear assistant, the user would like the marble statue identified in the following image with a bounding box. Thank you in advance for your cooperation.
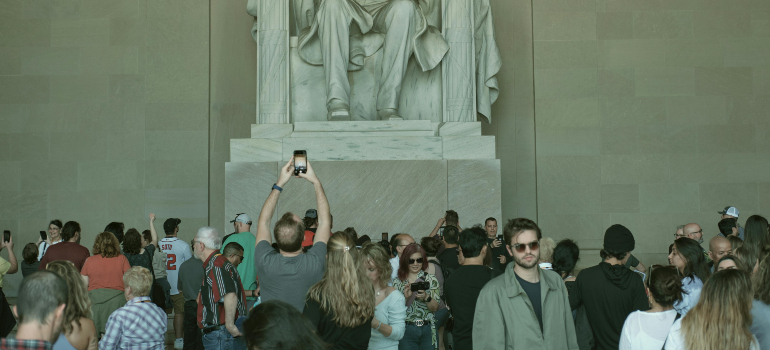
[247,0,502,123]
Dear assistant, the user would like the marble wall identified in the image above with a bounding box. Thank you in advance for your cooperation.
[0,0,210,294]
[532,0,770,268]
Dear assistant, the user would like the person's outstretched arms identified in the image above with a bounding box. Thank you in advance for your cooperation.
[256,158,294,247]
[300,160,330,245]
[149,213,159,248]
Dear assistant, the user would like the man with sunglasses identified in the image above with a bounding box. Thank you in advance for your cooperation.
[473,218,578,349]
[223,213,258,308]
[568,224,649,350]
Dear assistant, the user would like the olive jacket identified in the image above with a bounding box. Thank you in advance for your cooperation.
[472,264,579,350]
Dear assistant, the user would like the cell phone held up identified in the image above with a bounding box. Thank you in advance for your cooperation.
[40,230,47,241]
[293,150,307,176]
[3,230,10,243]
[410,281,431,292]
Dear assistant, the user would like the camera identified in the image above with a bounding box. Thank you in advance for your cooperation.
[410,281,430,292]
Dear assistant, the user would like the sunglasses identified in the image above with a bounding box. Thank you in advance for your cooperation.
[512,241,539,253]
[408,258,424,264]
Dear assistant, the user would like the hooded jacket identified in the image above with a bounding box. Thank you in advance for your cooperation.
[473,264,579,350]
[569,262,649,350]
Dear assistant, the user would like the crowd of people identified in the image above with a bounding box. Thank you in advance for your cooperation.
[1,158,769,350]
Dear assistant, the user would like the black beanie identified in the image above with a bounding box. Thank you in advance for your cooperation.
[603,224,635,252]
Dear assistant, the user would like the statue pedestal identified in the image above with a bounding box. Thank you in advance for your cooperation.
[225,121,501,237]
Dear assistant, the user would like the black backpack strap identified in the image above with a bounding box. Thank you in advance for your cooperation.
[661,313,682,350]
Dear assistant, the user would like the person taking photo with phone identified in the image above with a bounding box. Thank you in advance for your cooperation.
[0,231,18,337]
[392,243,440,350]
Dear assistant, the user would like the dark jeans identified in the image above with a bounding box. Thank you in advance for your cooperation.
[184,300,204,350]
[399,324,433,350]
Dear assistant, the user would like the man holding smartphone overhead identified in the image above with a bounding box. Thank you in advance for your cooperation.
[160,218,192,350]
[253,154,332,311]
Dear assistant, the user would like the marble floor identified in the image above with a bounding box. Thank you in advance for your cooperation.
[5,297,179,350]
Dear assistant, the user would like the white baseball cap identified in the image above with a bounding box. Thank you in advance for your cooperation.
[718,206,739,218]
[230,213,252,224]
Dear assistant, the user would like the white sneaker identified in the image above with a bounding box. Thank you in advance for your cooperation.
[174,338,184,350]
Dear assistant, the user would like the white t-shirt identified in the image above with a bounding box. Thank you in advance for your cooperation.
[664,318,760,350]
[619,309,677,350]
[159,237,192,295]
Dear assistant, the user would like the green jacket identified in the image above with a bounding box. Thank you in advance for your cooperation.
[473,264,579,350]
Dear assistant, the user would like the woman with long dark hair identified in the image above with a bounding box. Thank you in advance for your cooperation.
[392,244,440,350]
[750,247,770,349]
[244,300,327,350]
[620,266,683,350]
[664,269,758,349]
[743,215,769,255]
[303,231,376,349]
[668,238,710,316]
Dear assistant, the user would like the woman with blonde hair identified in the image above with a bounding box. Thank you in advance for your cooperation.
[46,260,97,350]
[81,231,131,334]
[361,243,406,350]
[664,269,758,350]
[303,231,376,349]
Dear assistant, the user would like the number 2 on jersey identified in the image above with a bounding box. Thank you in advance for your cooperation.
[166,254,177,270]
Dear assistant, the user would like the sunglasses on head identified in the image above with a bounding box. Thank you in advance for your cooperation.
[512,241,539,253]
[409,258,424,264]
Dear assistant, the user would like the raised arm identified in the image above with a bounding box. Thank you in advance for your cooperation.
[300,160,331,245]
[149,213,159,248]
[429,218,445,238]
[256,158,295,246]
[1,236,18,274]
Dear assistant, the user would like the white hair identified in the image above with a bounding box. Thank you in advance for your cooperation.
[196,226,221,250]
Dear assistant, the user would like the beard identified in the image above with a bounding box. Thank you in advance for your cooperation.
[513,252,539,269]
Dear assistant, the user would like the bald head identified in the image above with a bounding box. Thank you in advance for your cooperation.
[395,234,415,256]
[684,223,703,243]
[708,236,731,263]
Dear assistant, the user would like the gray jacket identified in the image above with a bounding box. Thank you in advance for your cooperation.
[473,265,579,350]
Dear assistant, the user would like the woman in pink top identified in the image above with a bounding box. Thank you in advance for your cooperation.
[81,231,130,334]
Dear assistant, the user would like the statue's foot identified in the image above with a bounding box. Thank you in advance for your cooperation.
[328,108,350,121]
[378,108,403,120]
[327,99,351,121]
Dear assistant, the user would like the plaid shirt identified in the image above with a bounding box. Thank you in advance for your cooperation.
[98,296,167,350]
[0,339,51,350]
[197,253,246,329]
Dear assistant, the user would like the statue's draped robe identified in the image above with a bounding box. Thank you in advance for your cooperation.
[248,0,502,121]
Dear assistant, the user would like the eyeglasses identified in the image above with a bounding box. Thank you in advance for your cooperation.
[512,241,539,253]
[408,258,424,264]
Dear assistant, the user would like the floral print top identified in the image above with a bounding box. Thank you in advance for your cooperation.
[392,270,441,348]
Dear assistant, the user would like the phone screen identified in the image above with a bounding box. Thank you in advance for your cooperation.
[381,232,388,241]
[3,230,9,243]
[294,150,307,174]
[40,230,47,240]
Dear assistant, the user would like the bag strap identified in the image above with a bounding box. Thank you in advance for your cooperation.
[661,312,682,350]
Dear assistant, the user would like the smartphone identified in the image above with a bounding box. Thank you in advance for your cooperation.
[3,230,9,243]
[294,150,307,175]
[40,230,47,241]
[496,234,503,243]
[381,232,388,241]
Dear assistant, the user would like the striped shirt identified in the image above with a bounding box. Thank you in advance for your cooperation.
[197,253,246,329]
[99,296,167,350]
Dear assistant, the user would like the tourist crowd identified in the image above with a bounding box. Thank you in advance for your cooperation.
[0,158,769,350]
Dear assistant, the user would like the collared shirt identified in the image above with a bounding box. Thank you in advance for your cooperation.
[99,296,167,350]
[197,252,246,329]
[0,339,51,350]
